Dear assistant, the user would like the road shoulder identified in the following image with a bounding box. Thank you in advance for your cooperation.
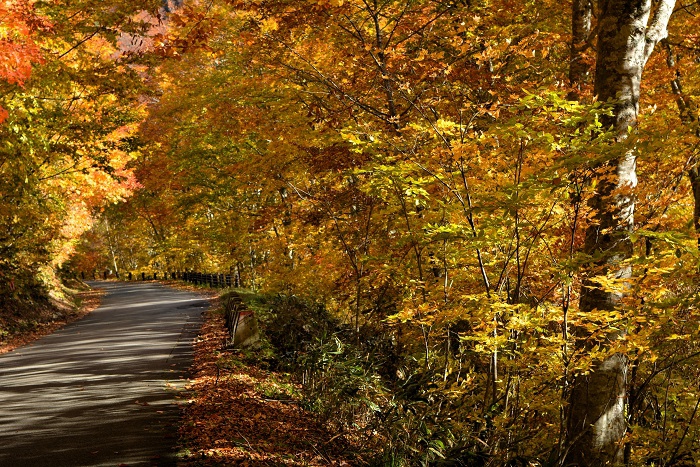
[0,284,103,354]
[178,306,353,466]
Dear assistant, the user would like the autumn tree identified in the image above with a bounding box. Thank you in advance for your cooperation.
[0,0,161,305]
[71,0,700,464]
[112,1,585,462]
[566,1,675,464]
[0,0,43,121]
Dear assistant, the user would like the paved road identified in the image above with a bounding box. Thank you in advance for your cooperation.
[0,281,207,467]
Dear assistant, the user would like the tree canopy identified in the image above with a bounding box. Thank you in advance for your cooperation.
[4,0,700,464]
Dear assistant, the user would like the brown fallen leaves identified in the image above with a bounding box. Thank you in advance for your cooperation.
[179,308,356,466]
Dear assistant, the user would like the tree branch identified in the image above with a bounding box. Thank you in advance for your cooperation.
[643,0,676,66]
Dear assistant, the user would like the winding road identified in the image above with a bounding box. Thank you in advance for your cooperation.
[0,281,207,467]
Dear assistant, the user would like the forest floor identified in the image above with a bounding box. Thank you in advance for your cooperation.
[177,297,356,466]
[0,283,103,354]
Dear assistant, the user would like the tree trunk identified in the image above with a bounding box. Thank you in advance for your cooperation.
[569,0,592,99]
[689,168,700,250]
[665,42,700,249]
[104,218,120,278]
[566,0,675,464]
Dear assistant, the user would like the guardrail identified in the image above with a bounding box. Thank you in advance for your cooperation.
[79,270,242,288]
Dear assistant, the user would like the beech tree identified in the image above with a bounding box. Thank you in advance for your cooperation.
[566,1,676,464]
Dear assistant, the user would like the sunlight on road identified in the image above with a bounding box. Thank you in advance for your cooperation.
[0,282,205,467]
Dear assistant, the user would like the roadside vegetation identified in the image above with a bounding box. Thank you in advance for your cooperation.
[179,290,355,466]
[0,274,103,354]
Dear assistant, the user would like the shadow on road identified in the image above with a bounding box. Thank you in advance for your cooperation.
[0,282,206,467]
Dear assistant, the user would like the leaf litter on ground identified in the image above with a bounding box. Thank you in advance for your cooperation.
[178,306,356,466]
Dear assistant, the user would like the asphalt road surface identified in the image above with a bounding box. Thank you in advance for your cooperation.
[0,281,207,467]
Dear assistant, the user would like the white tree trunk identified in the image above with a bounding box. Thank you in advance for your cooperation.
[566,0,675,464]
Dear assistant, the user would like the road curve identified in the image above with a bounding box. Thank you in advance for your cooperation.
[0,281,206,467]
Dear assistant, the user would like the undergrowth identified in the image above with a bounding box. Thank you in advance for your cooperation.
[232,290,475,466]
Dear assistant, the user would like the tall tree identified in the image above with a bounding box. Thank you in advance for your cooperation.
[569,0,592,98]
[566,0,675,464]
